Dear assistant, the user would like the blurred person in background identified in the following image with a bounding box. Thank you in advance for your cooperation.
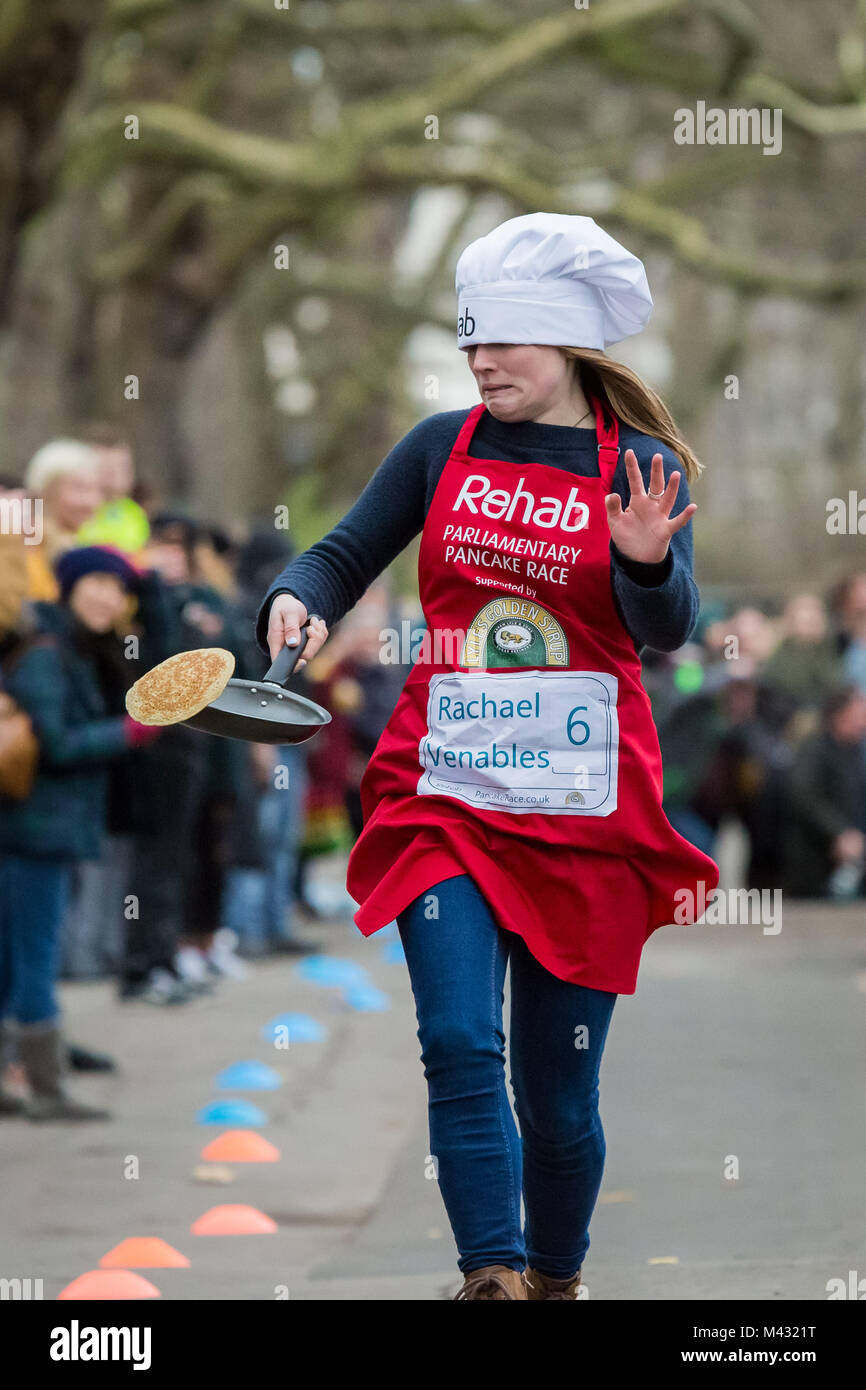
[117,513,248,1001]
[289,619,360,917]
[57,547,177,990]
[0,546,160,1121]
[339,582,408,841]
[194,522,239,599]
[831,571,866,697]
[221,740,319,955]
[656,606,779,871]
[761,592,842,726]
[693,615,737,689]
[174,520,255,978]
[781,684,866,900]
[3,467,171,1061]
[220,528,317,956]
[724,605,777,677]
[688,673,793,890]
[655,661,727,858]
[645,625,728,856]
[232,526,298,678]
[22,439,103,600]
[639,647,684,733]
[75,423,151,557]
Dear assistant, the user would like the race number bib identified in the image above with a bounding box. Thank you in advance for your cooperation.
[417,670,619,816]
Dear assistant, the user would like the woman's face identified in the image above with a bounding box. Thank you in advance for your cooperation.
[47,470,103,532]
[142,540,189,583]
[466,344,573,422]
[68,572,129,633]
[784,593,826,642]
[95,445,134,501]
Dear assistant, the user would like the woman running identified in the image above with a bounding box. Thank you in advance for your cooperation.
[257,213,720,1300]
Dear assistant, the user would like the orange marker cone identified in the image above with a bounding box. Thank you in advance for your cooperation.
[58,1270,161,1300]
[200,1129,280,1162]
[99,1238,190,1269]
[191,1204,278,1235]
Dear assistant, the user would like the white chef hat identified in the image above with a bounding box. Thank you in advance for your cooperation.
[455,212,653,351]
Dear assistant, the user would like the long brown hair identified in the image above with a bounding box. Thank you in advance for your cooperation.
[562,347,703,484]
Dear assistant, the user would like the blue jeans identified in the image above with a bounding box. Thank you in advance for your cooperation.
[222,745,309,947]
[0,856,72,1027]
[397,874,617,1278]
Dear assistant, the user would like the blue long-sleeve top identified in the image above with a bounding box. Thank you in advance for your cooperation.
[256,408,701,656]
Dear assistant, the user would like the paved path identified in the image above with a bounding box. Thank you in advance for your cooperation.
[1,900,863,1301]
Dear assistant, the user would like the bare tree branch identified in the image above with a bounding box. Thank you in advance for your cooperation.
[347,0,689,142]
[738,71,866,136]
[609,186,866,296]
[72,0,689,186]
[369,146,866,299]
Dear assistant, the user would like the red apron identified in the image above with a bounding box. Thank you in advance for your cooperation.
[346,400,719,993]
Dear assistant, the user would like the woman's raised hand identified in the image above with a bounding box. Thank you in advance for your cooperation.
[604,449,697,565]
[267,594,329,670]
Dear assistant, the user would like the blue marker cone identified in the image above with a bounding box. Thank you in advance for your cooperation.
[295,956,368,988]
[260,1012,327,1045]
[196,1099,268,1127]
[343,985,391,1013]
[215,1061,282,1092]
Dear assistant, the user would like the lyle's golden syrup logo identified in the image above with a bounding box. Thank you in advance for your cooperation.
[461,597,569,667]
[493,622,532,654]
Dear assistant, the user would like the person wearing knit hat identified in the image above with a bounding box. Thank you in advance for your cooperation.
[0,544,159,1121]
[54,544,143,603]
[257,211,719,1300]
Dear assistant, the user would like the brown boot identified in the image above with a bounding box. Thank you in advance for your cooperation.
[18,1027,111,1122]
[524,1266,583,1300]
[454,1265,528,1300]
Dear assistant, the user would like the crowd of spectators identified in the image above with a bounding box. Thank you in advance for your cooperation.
[0,427,406,1119]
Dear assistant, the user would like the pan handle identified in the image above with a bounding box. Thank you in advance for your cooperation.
[263,615,323,687]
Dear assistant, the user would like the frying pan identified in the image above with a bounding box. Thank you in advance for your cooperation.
[183,617,331,745]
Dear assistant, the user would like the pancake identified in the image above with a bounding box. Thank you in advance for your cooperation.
[126,648,235,725]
